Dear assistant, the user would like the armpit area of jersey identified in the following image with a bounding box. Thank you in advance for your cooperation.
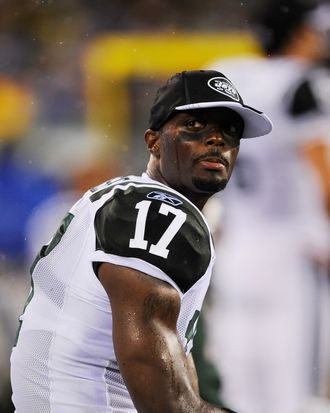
[93,183,212,293]
[287,78,319,116]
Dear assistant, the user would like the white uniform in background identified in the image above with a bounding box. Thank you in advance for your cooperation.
[10,174,215,413]
[206,57,330,413]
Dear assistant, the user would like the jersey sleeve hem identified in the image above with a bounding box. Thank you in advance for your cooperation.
[90,250,184,297]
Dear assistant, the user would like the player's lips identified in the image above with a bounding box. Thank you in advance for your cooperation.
[194,154,228,171]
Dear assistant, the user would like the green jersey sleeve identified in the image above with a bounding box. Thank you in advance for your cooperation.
[94,184,212,293]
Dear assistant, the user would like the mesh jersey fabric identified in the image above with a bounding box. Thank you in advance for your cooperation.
[10,173,215,413]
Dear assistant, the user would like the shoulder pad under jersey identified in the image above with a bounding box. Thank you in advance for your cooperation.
[93,182,212,293]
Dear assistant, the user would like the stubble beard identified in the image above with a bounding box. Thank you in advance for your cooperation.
[192,175,228,194]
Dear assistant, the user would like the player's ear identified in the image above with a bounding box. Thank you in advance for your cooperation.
[145,129,160,158]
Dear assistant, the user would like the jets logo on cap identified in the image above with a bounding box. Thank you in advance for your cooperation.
[147,191,183,206]
[207,77,240,102]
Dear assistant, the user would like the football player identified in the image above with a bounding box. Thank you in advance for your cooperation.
[10,70,271,413]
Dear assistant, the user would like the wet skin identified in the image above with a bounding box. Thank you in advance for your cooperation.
[174,112,243,146]
[154,107,244,206]
[98,108,245,413]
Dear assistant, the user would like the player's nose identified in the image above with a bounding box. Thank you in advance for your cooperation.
[204,130,225,147]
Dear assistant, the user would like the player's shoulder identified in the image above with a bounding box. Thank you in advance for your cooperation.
[89,174,203,218]
[91,174,213,293]
[287,66,330,117]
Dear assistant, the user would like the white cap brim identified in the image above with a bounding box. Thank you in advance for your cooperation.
[175,101,273,139]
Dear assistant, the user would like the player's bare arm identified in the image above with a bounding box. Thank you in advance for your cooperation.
[99,262,230,413]
[186,352,200,394]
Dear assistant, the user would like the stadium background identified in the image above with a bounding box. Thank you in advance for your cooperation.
[0,1,329,412]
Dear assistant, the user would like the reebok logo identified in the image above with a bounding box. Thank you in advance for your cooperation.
[208,77,240,101]
[147,191,183,206]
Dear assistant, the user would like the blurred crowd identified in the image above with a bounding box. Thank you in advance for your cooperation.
[0,0,330,412]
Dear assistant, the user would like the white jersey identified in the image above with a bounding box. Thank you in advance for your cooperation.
[208,56,329,255]
[205,57,330,413]
[10,173,215,413]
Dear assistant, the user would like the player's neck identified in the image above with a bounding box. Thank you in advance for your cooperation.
[145,167,210,211]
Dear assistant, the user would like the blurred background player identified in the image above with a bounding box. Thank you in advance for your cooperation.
[205,1,330,413]
[289,5,330,403]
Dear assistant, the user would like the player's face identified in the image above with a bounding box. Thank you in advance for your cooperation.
[158,108,243,196]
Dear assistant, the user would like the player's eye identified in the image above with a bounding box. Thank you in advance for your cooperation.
[185,119,205,129]
[222,123,240,138]
[221,122,242,147]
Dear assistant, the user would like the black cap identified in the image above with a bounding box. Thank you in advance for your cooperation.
[148,70,272,139]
